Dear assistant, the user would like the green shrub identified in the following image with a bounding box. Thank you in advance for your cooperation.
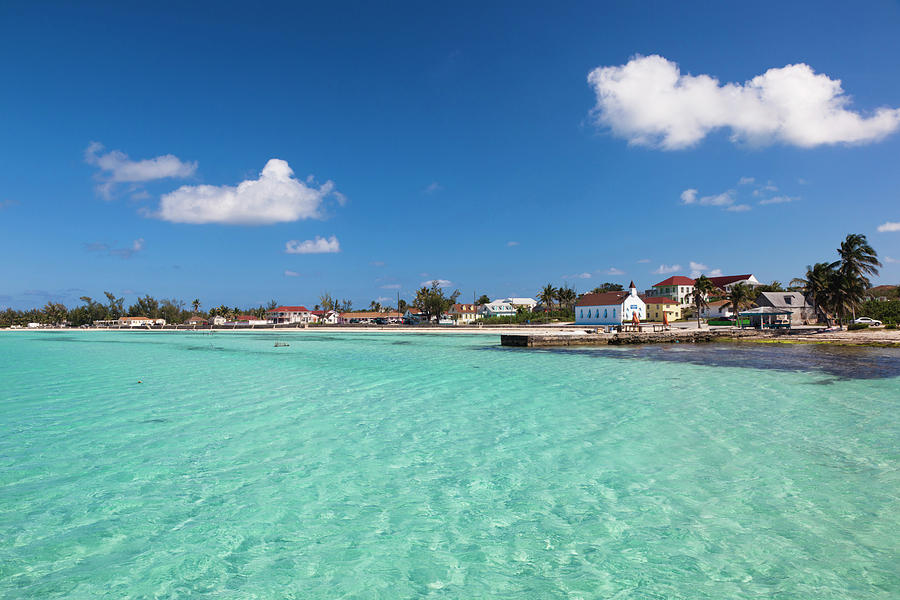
[885,323,898,330]
[847,323,869,331]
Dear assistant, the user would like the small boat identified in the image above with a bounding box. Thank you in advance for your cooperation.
[274,341,290,347]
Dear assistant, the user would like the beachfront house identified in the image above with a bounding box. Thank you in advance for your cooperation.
[186,316,207,326]
[576,282,646,326]
[708,274,761,291]
[754,291,816,324]
[700,300,734,320]
[479,302,516,319]
[266,305,312,324]
[644,276,695,306]
[119,316,166,327]
[310,309,341,324]
[492,297,538,311]
[641,296,681,322]
[448,303,479,324]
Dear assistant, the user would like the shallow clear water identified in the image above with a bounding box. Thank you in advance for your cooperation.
[1,331,898,598]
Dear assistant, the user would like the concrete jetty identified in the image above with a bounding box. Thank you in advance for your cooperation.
[500,328,763,347]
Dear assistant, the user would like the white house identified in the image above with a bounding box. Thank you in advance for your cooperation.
[575,281,646,326]
[492,297,538,311]
[310,310,341,324]
[479,302,516,318]
[266,305,312,324]
[211,315,227,326]
[119,316,166,327]
[700,300,734,320]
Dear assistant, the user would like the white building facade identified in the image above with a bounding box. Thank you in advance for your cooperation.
[575,282,646,326]
[479,302,517,318]
[266,306,312,324]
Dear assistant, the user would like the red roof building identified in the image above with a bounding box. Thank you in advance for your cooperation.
[652,276,695,287]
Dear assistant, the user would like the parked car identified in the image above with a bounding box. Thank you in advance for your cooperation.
[853,317,882,326]
[372,317,388,325]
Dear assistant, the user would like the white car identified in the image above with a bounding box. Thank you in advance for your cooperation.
[853,317,882,326]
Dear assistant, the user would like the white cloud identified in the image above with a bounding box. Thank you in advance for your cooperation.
[884,256,897,263]
[86,142,197,184]
[424,182,442,194]
[709,269,723,277]
[86,237,145,259]
[653,264,682,274]
[421,279,452,287]
[370,261,385,267]
[507,241,520,247]
[284,235,340,254]
[726,204,752,212]
[380,284,402,289]
[637,258,651,263]
[681,188,734,206]
[563,272,592,280]
[284,270,300,277]
[690,261,709,271]
[376,296,392,303]
[587,55,900,149]
[604,267,625,275]
[877,221,900,232]
[738,177,755,185]
[680,189,697,203]
[759,195,796,205]
[154,159,339,225]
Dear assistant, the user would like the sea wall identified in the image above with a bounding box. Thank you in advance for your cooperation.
[501,329,765,347]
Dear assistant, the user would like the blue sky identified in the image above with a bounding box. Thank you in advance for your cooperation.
[2,1,900,310]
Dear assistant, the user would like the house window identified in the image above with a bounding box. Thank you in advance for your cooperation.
[579,310,583,318]
[604,309,608,318]
[784,296,792,305]
[613,308,616,318]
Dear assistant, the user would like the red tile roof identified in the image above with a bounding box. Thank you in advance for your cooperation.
[653,276,695,287]
[576,291,629,307]
[707,274,754,287]
[266,306,309,313]
[235,315,260,320]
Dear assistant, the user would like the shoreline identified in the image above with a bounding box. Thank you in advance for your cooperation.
[4,324,900,347]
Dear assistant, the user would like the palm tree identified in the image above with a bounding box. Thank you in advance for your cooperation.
[791,262,837,326]
[539,284,558,322]
[689,275,717,328]
[557,286,576,312]
[191,298,201,314]
[837,233,881,321]
[720,282,756,325]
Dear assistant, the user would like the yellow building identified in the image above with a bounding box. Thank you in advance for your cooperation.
[641,296,682,322]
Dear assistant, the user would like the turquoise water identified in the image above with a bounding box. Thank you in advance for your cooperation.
[1,331,898,599]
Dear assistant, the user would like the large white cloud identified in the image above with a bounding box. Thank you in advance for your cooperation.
[587,55,900,149]
[284,235,340,254]
[86,142,196,183]
[653,264,682,275]
[878,221,900,232]
[155,159,338,225]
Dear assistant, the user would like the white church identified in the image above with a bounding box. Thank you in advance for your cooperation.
[575,281,646,326]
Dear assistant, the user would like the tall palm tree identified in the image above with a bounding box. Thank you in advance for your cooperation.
[557,286,576,312]
[689,275,716,328]
[837,233,881,321]
[720,282,756,325]
[539,284,557,322]
[791,262,837,326]
[191,298,201,314]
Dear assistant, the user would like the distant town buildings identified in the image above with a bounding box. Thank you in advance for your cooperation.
[266,306,312,324]
[644,276,696,305]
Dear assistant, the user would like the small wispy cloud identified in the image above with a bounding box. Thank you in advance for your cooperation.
[421,279,452,287]
[380,283,402,289]
[85,142,196,199]
[370,261,385,267]
[284,270,300,277]
[563,272,592,280]
[738,177,755,185]
[424,182,442,194]
[603,267,625,276]
[653,264,682,275]
[759,195,796,205]
[884,256,897,263]
[507,241,520,247]
[877,221,900,232]
[285,235,341,254]
[726,204,752,212]
[637,258,651,264]
[85,238,145,259]
[0,199,19,210]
